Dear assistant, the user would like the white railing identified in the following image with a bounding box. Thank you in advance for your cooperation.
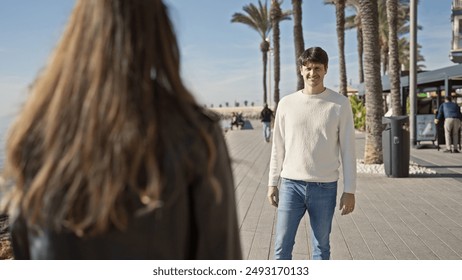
[452,34,462,50]
[453,0,462,10]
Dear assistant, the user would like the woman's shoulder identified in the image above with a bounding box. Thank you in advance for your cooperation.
[192,106,221,133]
[198,106,220,124]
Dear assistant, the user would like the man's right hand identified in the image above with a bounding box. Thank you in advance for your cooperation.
[267,186,279,207]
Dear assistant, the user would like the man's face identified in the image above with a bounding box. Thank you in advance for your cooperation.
[300,62,327,88]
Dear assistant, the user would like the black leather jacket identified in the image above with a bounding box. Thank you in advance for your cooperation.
[9,110,242,260]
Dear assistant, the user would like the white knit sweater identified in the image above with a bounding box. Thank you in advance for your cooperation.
[268,88,357,194]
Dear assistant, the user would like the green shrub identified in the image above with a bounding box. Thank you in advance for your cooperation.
[349,95,366,131]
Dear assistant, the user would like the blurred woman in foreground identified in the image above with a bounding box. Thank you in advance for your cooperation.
[0,0,241,259]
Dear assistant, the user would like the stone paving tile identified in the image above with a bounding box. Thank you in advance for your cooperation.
[226,121,462,260]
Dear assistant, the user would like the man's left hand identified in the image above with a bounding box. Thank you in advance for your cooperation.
[339,192,355,215]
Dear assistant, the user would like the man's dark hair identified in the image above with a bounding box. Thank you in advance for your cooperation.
[445,96,452,102]
[297,47,329,69]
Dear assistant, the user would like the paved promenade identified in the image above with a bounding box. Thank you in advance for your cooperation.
[225,121,462,260]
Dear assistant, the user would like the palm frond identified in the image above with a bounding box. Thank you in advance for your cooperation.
[231,0,272,39]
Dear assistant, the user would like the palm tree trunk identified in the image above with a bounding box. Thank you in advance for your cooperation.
[381,46,388,75]
[260,40,270,105]
[357,26,364,83]
[292,0,304,90]
[360,0,384,164]
[273,26,280,111]
[348,0,364,84]
[271,0,282,111]
[387,0,402,116]
[262,50,268,105]
[336,0,347,96]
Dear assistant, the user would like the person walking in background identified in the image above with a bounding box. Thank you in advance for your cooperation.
[260,104,274,142]
[230,112,244,130]
[267,47,356,260]
[435,96,462,153]
[0,0,241,260]
[230,112,238,130]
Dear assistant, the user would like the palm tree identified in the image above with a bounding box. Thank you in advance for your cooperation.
[292,0,304,90]
[231,1,272,105]
[344,0,364,83]
[343,0,424,82]
[270,0,292,111]
[378,0,425,75]
[324,0,367,85]
[335,0,348,96]
[387,0,402,116]
[378,0,390,75]
[359,0,384,164]
[398,37,425,70]
[324,0,348,96]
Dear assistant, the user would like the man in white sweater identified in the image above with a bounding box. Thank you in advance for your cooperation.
[267,47,356,260]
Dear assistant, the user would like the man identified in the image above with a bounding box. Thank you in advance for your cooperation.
[267,47,356,260]
[435,96,461,153]
[260,103,274,142]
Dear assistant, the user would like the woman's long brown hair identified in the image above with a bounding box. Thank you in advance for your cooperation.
[1,0,220,236]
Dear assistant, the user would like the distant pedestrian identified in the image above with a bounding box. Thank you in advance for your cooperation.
[267,47,356,260]
[230,112,244,130]
[231,112,238,130]
[260,104,274,142]
[435,96,461,153]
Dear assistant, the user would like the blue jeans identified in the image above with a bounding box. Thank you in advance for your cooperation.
[274,178,338,260]
[263,121,271,141]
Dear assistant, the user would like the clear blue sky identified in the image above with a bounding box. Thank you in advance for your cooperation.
[0,0,454,116]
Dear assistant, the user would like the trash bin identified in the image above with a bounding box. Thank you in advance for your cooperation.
[382,116,410,177]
